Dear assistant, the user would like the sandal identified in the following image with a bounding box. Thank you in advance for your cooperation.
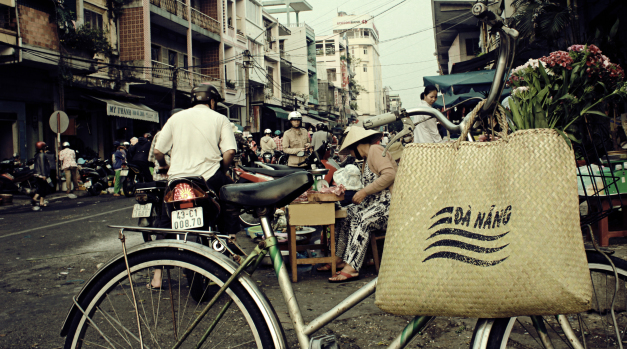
[328,271,360,283]
[316,262,346,272]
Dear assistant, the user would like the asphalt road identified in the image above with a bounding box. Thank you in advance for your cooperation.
[0,194,476,349]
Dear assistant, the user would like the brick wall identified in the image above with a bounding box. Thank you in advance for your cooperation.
[119,7,145,61]
[200,0,219,20]
[201,43,220,79]
[18,5,59,51]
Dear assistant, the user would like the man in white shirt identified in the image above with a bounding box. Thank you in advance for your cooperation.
[154,84,239,234]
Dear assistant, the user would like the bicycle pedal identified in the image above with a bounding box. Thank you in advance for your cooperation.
[309,334,340,349]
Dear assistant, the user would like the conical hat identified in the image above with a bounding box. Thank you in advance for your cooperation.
[339,126,383,152]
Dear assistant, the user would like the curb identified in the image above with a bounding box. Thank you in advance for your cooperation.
[0,190,92,211]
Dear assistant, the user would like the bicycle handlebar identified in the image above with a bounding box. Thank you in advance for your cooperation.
[362,2,519,156]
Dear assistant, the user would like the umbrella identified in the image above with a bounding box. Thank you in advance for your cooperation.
[424,70,499,95]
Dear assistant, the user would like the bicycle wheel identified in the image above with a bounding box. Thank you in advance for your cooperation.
[64,247,277,349]
[477,250,627,349]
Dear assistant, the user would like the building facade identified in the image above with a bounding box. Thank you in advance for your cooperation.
[331,12,383,118]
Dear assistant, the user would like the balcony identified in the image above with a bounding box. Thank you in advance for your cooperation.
[191,8,220,34]
[150,0,188,20]
[282,91,294,107]
[151,60,221,92]
[280,50,291,62]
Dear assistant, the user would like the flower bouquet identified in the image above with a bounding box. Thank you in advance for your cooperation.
[506,44,626,143]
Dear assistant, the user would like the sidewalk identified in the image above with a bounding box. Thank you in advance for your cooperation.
[0,189,92,211]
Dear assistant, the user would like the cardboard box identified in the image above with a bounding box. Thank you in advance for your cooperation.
[288,202,335,226]
[307,193,344,202]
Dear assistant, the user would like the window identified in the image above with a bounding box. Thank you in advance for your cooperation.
[327,69,336,82]
[363,47,368,55]
[325,43,335,55]
[363,29,369,37]
[363,64,367,72]
[183,54,188,70]
[84,9,103,30]
[246,0,260,26]
[266,66,274,93]
[151,45,161,62]
[193,57,200,74]
[465,38,480,56]
[316,43,323,56]
[169,50,178,67]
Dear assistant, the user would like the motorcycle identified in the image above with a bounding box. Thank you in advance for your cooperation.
[79,158,110,196]
[0,157,36,194]
[132,172,245,302]
[122,161,150,198]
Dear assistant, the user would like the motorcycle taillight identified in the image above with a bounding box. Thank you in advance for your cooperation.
[164,182,207,203]
[174,183,195,201]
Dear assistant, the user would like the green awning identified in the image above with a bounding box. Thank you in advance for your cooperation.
[266,106,290,120]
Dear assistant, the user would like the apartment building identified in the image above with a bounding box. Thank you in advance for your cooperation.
[315,35,351,124]
[331,12,383,117]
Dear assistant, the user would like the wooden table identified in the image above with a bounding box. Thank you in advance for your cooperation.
[590,193,627,246]
[285,202,337,283]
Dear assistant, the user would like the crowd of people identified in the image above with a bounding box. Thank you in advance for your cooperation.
[28,83,455,285]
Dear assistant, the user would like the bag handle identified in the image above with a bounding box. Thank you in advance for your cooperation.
[455,99,509,149]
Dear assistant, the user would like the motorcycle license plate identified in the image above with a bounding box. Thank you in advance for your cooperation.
[84,181,92,188]
[172,207,203,229]
[132,203,152,218]
[120,170,129,176]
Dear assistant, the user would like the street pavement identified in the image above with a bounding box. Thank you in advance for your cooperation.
[0,193,476,348]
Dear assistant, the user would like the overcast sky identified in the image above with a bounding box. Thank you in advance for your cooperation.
[271,0,439,110]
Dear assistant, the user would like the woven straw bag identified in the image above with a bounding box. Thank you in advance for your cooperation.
[375,109,592,318]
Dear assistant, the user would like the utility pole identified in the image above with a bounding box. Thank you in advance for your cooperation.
[171,67,178,110]
[243,50,252,128]
[343,33,351,125]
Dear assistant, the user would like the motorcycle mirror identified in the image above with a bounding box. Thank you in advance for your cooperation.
[296,151,305,157]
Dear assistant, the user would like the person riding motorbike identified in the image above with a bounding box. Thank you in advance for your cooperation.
[260,129,276,162]
[311,123,332,155]
[282,111,310,168]
[152,84,239,289]
[273,130,283,151]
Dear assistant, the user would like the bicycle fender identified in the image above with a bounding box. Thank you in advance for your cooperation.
[59,239,287,349]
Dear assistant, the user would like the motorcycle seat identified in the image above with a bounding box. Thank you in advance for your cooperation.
[264,164,292,170]
[135,181,167,190]
[239,166,305,178]
[220,172,313,208]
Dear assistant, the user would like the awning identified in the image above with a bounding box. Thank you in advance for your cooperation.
[432,88,511,109]
[450,50,498,74]
[91,96,159,123]
[265,105,290,120]
[302,115,321,125]
[423,70,499,95]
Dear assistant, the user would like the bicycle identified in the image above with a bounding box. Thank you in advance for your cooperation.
[59,2,627,348]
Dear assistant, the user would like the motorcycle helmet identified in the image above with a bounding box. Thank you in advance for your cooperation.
[288,111,302,120]
[264,129,272,134]
[274,130,281,136]
[77,158,86,165]
[123,141,130,147]
[36,141,47,151]
[62,141,70,148]
[113,141,120,148]
[191,84,223,106]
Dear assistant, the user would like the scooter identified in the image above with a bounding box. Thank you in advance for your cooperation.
[0,157,36,194]
[79,158,109,196]
[131,171,245,303]
[122,162,150,198]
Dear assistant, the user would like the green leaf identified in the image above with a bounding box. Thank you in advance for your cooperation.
[585,110,609,117]
[509,97,525,130]
[533,101,549,128]
[538,62,551,86]
[610,19,620,40]
[556,129,573,148]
